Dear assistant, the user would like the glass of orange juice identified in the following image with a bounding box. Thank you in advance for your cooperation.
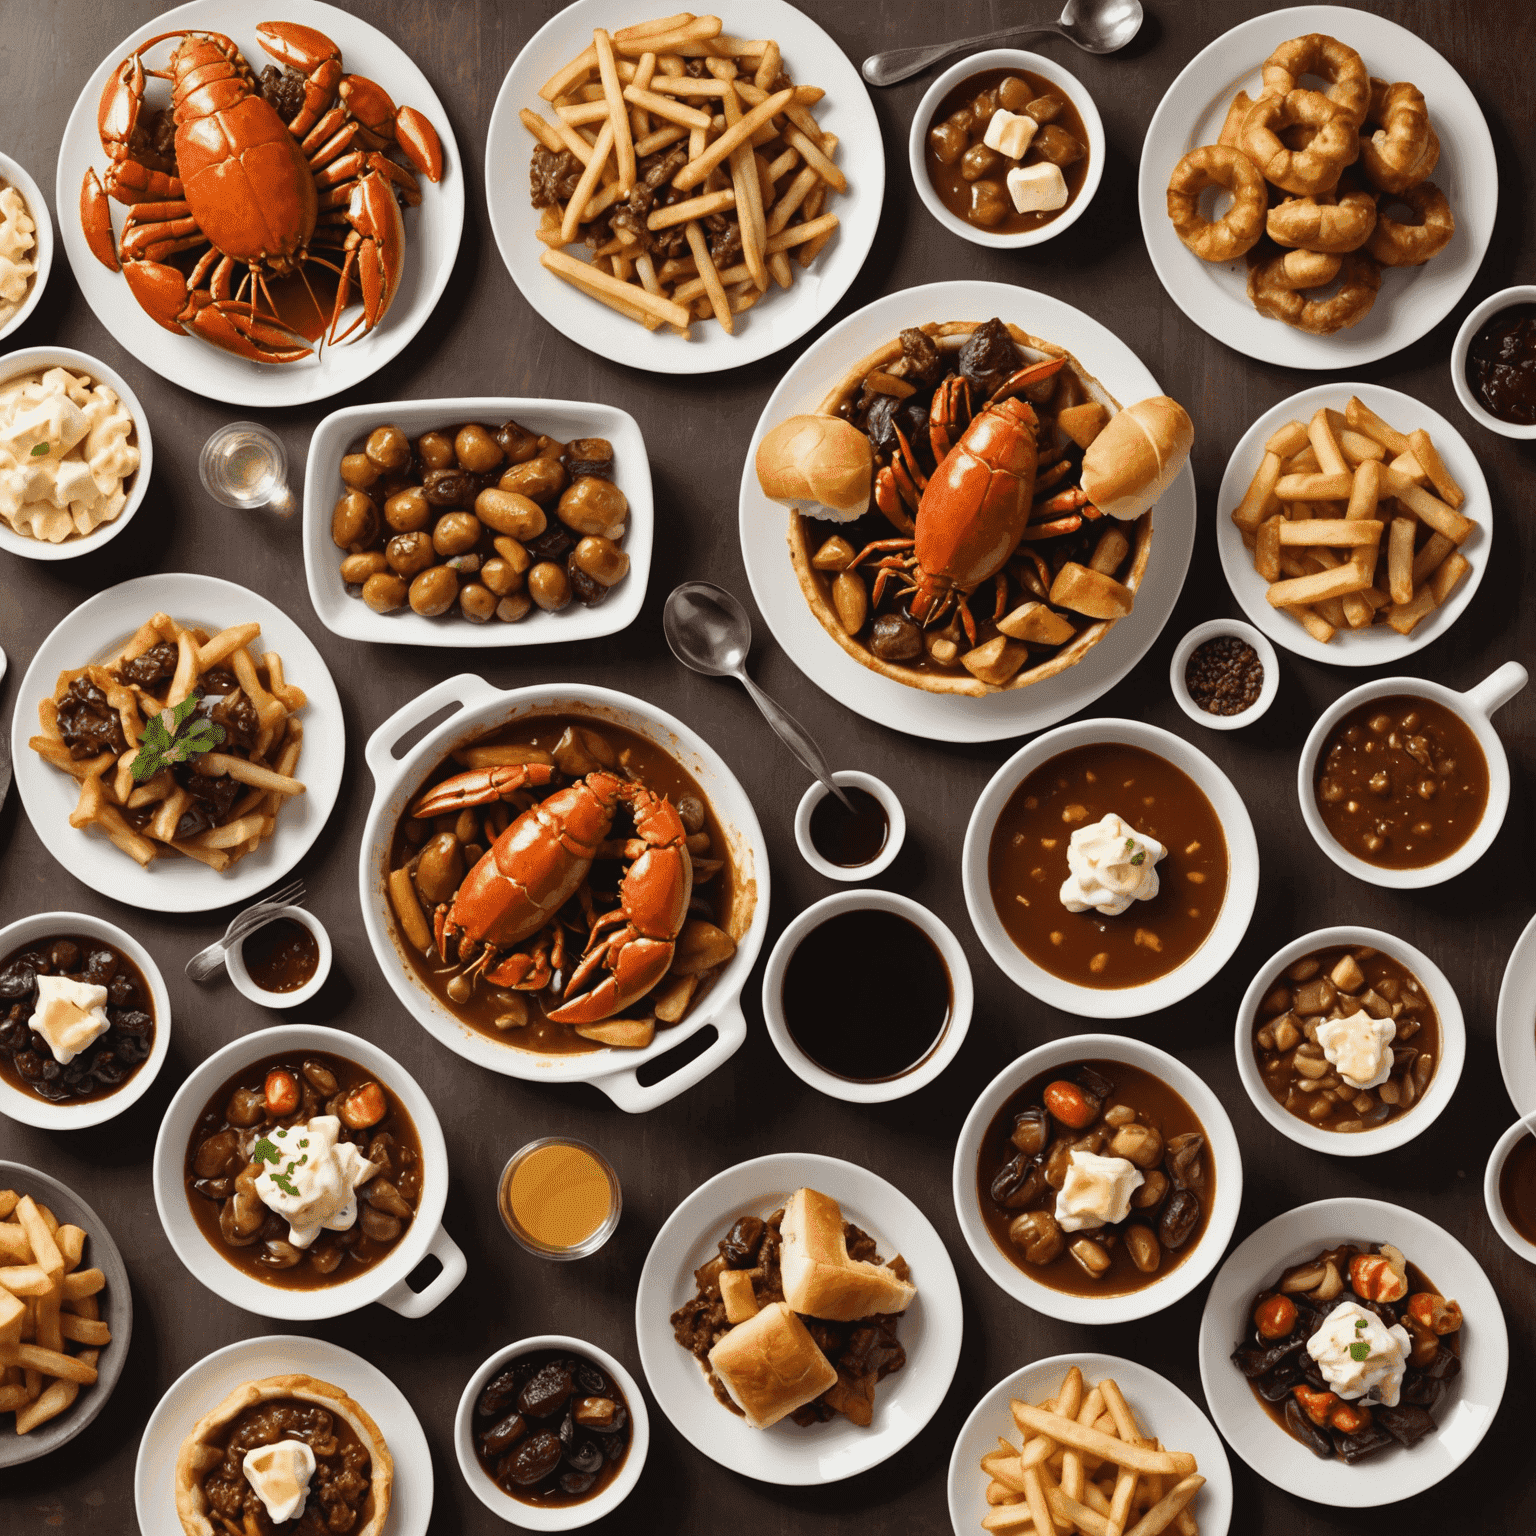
[498,1138,622,1260]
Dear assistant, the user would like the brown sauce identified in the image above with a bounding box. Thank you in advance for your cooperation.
[1498,1131,1536,1244]
[987,743,1228,989]
[184,1051,422,1291]
[387,713,737,1055]
[1465,303,1536,424]
[1253,945,1440,1133]
[242,918,320,994]
[782,909,949,1081]
[500,1141,615,1252]
[809,788,888,867]
[977,1060,1214,1297]
[1314,696,1488,868]
[924,68,1090,234]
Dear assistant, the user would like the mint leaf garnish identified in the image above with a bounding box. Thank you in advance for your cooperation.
[129,695,226,783]
[30,442,48,457]
[253,1136,281,1165]
[1349,1341,1371,1362]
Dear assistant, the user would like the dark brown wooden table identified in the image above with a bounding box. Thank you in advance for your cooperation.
[2,1,1533,1531]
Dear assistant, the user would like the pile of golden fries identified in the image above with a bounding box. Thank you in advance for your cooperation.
[979,1366,1205,1536]
[0,1189,110,1435]
[1231,397,1473,644]
[522,12,843,336]
[29,614,307,872]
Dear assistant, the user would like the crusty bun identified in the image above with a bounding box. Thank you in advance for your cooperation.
[707,1301,838,1429]
[754,414,872,522]
[1080,396,1194,521]
[779,1188,916,1322]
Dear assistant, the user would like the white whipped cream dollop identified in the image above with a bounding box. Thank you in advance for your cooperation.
[242,1439,315,1524]
[28,975,110,1065]
[253,1115,378,1249]
[1316,1011,1397,1091]
[1306,1299,1412,1405]
[1054,1150,1144,1234]
[1059,813,1166,916]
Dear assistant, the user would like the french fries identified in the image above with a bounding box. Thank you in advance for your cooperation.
[29,614,306,871]
[0,1192,110,1434]
[1231,399,1473,641]
[526,14,842,336]
[981,1368,1203,1536]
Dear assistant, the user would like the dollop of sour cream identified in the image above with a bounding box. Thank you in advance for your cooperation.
[253,1116,378,1249]
[28,975,110,1065]
[1316,1011,1397,1090]
[1059,814,1166,916]
[242,1438,315,1524]
[1054,1149,1144,1233]
[1306,1299,1412,1405]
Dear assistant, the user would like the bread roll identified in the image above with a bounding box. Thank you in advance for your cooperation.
[779,1188,916,1322]
[1079,396,1194,521]
[707,1301,838,1429]
[754,414,873,522]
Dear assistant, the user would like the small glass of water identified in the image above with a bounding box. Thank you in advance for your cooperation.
[199,422,295,516]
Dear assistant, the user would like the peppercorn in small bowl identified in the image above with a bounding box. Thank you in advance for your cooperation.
[1170,620,1279,732]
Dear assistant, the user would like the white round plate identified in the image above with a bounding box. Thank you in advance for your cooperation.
[12,573,344,912]
[946,1352,1232,1536]
[134,1333,433,1535]
[634,1152,963,1485]
[1198,1198,1507,1506]
[739,280,1196,742]
[486,0,883,373]
[1216,382,1488,664]
[56,0,464,407]
[1137,4,1496,368]
[1497,909,1536,1118]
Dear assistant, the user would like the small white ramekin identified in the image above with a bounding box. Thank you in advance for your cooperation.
[1297,661,1527,889]
[793,770,905,881]
[224,905,332,1011]
[909,50,1104,250]
[761,889,972,1103]
[0,912,171,1130]
[1450,285,1536,440]
[455,1334,649,1529]
[1169,618,1279,731]
[0,150,52,344]
[1234,926,1465,1157]
[1485,1120,1536,1266]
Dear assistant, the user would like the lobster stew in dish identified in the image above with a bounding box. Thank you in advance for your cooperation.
[1232,1242,1463,1463]
[1253,945,1440,1134]
[987,742,1229,989]
[472,1348,632,1507]
[755,319,1193,695]
[977,1061,1213,1297]
[185,1052,421,1288]
[0,933,155,1104]
[1313,696,1488,869]
[78,23,443,363]
[386,714,740,1055]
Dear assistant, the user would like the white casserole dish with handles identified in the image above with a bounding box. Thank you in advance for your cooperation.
[360,677,768,1111]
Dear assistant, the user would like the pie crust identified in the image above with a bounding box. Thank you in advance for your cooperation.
[173,1372,393,1536]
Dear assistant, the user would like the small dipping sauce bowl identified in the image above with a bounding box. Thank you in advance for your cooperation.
[794,771,905,881]
[1485,1120,1536,1266]
[1169,619,1279,732]
[1451,285,1536,440]
[225,905,332,1010]
[499,1138,622,1261]
[761,889,972,1103]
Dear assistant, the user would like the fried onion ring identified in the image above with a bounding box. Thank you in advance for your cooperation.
[1166,145,1267,261]
[1365,181,1455,267]
[1359,80,1437,193]
[1279,248,1343,289]
[1267,185,1377,252]
[1261,33,1370,127]
[1247,248,1381,334]
[1218,91,1256,149]
[1242,90,1359,196]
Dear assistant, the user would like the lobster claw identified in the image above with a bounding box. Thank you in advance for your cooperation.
[255,21,343,137]
[329,171,405,345]
[547,932,677,1025]
[408,761,555,819]
[80,170,119,271]
[337,75,443,183]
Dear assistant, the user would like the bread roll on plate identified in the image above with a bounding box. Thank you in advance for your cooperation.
[707,1301,838,1429]
[780,1187,916,1322]
[1081,396,1194,521]
[754,414,872,522]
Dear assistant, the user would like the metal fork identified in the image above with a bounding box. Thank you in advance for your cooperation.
[185,879,307,982]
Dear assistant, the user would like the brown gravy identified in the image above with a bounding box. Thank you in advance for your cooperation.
[242,918,320,994]
[1498,1131,1536,1244]
[987,743,1228,988]
[1314,696,1488,868]
[809,788,888,867]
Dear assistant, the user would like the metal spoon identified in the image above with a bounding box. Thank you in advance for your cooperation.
[186,879,306,982]
[663,582,854,812]
[862,0,1143,87]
